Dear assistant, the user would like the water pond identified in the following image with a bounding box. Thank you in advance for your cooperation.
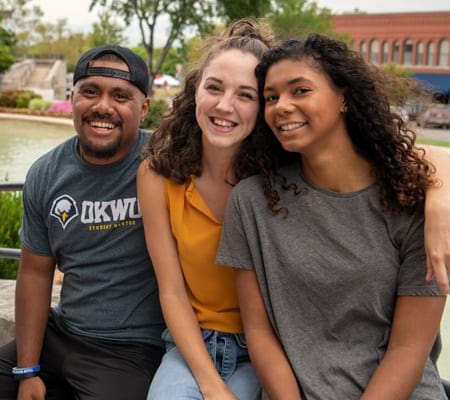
[0,115,75,183]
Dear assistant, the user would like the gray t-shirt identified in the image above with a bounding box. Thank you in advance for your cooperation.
[217,163,445,399]
[19,130,164,346]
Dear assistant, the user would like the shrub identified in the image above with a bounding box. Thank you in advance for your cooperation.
[0,89,42,108]
[0,89,19,107]
[15,90,42,108]
[0,190,22,279]
[47,100,72,113]
[141,99,169,130]
[29,98,52,111]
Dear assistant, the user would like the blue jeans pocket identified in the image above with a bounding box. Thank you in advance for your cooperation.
[234,333,248,349]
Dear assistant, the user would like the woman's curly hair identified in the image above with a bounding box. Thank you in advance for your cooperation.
[255,34,437,215]
[143,18,276,184]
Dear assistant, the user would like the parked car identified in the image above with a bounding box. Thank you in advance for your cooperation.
[417,104,450,129]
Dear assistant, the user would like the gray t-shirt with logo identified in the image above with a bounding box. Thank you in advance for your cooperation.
[217,163,445,399]
[19,130,164,346]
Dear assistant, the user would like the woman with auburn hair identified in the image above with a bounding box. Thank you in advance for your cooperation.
[138,19,275,399]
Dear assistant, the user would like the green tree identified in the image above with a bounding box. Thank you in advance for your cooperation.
[89,0,216,93]
[26,18,91,72]
[380,63,426,106]
[30,19,70,57]
[268,0,335,40]
[0,44,14,72]
[184,35,203,67]
[88,9,126,47]
[216,0,271,22]
[0,0,44,54]
[0,17,15,72]
[154,47,184,76]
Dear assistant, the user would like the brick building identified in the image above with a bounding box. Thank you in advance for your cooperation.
[332,11,450,97]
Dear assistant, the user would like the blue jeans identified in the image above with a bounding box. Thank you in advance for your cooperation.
[147,329,261,399]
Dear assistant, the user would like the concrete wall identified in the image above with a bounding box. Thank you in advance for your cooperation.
[0,279,61,345]
[0,59,35,91]
[0,58,68,101]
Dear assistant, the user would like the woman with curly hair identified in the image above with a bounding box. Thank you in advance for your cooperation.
[137,19,274,399]
[217,34,448,399]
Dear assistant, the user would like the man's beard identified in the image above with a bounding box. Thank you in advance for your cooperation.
[78,135,122,159]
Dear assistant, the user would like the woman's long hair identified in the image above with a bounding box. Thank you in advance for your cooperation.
[143,18,275,184]
[255,34,436,215]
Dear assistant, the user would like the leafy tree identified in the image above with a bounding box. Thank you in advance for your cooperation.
[0,0,44,54]
[216,0,271,22]
[25,19,91,72]
[89,0,216,93]
[30,19,70,57]
[88,9,126,47]
[131,45,147,60]
[0,44,14,73]
[0,15,15,46]
[181,35,202,71]
[0,17,15,72]
[59,32,91,72]
[154,47,184,76]
[379,63,426,106]
[268,0,335,40]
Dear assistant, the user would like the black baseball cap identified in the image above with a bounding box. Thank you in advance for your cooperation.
[73,44,149,96]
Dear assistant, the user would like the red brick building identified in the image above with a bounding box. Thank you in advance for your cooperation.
[332,11,450,96]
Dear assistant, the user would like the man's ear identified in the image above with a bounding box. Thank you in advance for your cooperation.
[140,97,151,123]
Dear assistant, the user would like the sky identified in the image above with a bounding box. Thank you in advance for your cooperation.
[32,0,450,47]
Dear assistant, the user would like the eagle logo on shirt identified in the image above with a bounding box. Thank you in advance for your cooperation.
[50,194,79,229]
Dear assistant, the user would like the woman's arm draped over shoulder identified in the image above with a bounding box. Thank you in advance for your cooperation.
[236,269,302,400]
[421,145,450,294]
[136,162,238,400]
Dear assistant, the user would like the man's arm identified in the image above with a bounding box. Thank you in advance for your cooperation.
[15,246,56,400]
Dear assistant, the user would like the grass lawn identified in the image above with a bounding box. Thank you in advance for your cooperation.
[417,139,450,147]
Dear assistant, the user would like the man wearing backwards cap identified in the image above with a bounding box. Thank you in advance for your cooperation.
[0,44,165,400]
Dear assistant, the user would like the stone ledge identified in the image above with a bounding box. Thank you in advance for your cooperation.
[0,279,61,345]
[0,107,72,120]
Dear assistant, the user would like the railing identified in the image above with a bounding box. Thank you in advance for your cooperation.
[0,183,23,191]
[0,183,23,260]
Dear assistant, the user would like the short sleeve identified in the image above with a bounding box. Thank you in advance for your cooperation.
[216,189,255,271]
[396,209,441,296]
[19,164,52,256]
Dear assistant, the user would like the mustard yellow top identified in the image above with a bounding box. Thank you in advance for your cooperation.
[163,177,243,333]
